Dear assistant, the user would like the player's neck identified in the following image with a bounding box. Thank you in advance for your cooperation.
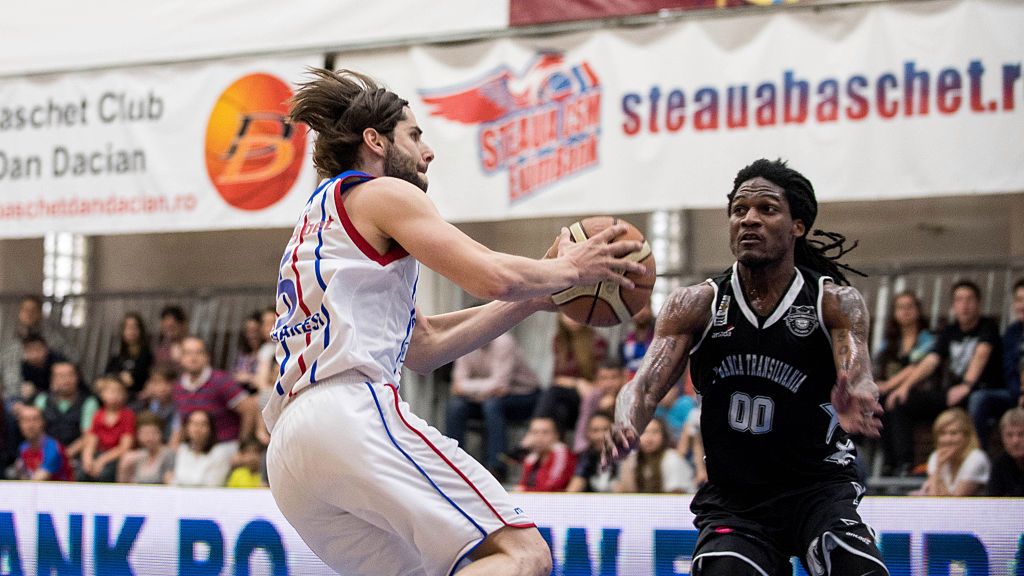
[736,258,795,315]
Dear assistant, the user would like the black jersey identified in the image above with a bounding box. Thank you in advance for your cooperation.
[689,264,859,496]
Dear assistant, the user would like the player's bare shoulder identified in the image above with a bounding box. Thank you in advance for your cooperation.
[821,282,868,331]
[657,282,715,337]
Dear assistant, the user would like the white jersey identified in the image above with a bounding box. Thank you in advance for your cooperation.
[263,171,418,432]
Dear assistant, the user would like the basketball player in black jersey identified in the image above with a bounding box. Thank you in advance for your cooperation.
[603,159,888,575]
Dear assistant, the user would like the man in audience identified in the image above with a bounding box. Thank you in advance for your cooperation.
[15,405,73,481]
[1002,278,1024,409]
[154,305,188,368]
[621,304,655,378]
[19,334,68,400]
[33,361,98,463]
[905,280,1009,447]
[514,416,576,492]
[445,332,540,481]
[988,407,1024,496]
[567,411,617,493]
[172,336,259,448]
[2,296,74,401]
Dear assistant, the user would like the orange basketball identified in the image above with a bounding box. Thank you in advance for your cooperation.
[548,216,656,327]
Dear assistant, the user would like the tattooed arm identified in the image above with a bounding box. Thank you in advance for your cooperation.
[822,284,884,439]
[602,283,713,464]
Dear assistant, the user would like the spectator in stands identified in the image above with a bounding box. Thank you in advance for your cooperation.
[170,410,235,487]
[877,291,940,475]
[573,359,626,453]
[1002,278,1024,409]
[104,312,154,399]
[226,438,266,488]
[154,305,188,368]
[988,407,1024,496]
[653,373,697,445]
[14,405,73,481]
[904,280,1009,448]
[534,313,607,435]
[80,377,135,482]
[253,307,279,391]
[2,296,73,405]
[130,365,177,442]
[19,333,68,399]
[0,402,15,476]
[231,312,265,392]
[33,361,98,463]
[915,408,990,496]
[445,332,540,481]
[567,411,616,493]
[676,397,707,488]
[117,412,174,484]
[515,416,576,492]
[621,304,654,378]
[615,417,695,494]
[173,336,258,448]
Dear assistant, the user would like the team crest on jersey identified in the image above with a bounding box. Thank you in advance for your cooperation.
[713,295,731,327]
[784,305,818,337]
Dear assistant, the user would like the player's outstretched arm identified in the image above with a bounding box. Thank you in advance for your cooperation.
[352,178,646,301]
[602,284,713,465]
[823,284,884,439]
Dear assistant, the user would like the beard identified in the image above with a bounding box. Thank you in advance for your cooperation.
[383,145,428,192]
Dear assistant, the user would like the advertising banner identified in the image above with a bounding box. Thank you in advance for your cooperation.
[0,56,320,238]
[336,0,1023,222]
[0,483,1022,575]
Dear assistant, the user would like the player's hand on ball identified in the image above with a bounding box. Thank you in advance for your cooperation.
[558,225,646,288]
[832,373,883,439]
[600,421,638,469]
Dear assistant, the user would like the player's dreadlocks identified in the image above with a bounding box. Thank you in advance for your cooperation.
[727,158,864,285]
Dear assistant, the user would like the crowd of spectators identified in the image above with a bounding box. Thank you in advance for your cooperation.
[2,275,1022,498]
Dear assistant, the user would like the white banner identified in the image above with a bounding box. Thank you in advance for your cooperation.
[334,0,1024,222]
[0,56,320,238]
[0,483,1022,575]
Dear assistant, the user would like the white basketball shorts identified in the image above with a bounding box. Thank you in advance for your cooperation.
[266,377,535,576]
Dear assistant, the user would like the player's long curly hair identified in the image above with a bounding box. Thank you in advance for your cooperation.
[289,68,408,180]
[727,158,863,285]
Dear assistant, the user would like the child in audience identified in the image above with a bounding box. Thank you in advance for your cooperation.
[567,411,616,493]
[117,412,174,484]
[80,377,135,482]
[515,416,576,492]
[227,438,266,488]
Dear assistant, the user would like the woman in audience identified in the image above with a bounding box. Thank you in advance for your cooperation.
[80,376,136,482]
[231,312,264,392]
[534,313,607,435]
[117,412,174,484]
[104,312,153,399]
[988,407,1024,496]
[616,417,695,494]
[567,411,617,493]
[170,410,236,487]
[876,291,940,475]
[914,408,990,496]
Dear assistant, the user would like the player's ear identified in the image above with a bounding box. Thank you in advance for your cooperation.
[792,218,806,239]
[362,127,387,157]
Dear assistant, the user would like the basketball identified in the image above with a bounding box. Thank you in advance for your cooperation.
[547,216,656,327]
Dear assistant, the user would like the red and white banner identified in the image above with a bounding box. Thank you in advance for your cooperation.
[0,55,320,238]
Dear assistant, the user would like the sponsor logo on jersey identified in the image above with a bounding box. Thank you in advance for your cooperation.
[711,325,734,339]
[713,295,731,326]
[420,52,602,204]
[270,312,326,342]
[784,305,818,337]
[712,354,808,393]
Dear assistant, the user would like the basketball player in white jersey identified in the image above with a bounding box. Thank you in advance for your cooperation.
[263,68,646,576]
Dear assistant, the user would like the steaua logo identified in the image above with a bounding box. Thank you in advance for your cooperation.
[205,73,307,211]
[419,52,602,203]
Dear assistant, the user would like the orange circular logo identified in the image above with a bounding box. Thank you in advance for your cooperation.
[205,73,307,211]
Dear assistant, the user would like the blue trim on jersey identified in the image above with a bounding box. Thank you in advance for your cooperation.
[275,339,292,396]
[365,382,487,538]
[394,268,420,375]
[449,539,486,576]
[305,175,335,205]
[308,176,334,386]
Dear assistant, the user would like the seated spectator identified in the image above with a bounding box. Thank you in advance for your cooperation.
[170,410,236,487]
[117,412,174,484]
[130,366,177,442]
[231,312,265,392]
[33,361,99,462]
[534,313,607,435]
[154,305,188,369]
[573,360,626,454]
[615,417,695,494]
[80,377,136,482]
[988,408,1024,496]
[19,333,68,400]
[14,405,72,481]
[2,295,73,405]
[1002,278,1024,409]
[253,307,279,393]
[877,291,941,475]
[446,332,540,481]
[914,408,990,496]
[677,399,706,488]
[226,438,266,488]
[653,372,696,445]
[621,304,654,378]
[567,411,616,493]
[515,416,576,492]
[0,403,16,475]
[903,281,1009,448]
[104,312,154,399]
[173,336,258,448]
